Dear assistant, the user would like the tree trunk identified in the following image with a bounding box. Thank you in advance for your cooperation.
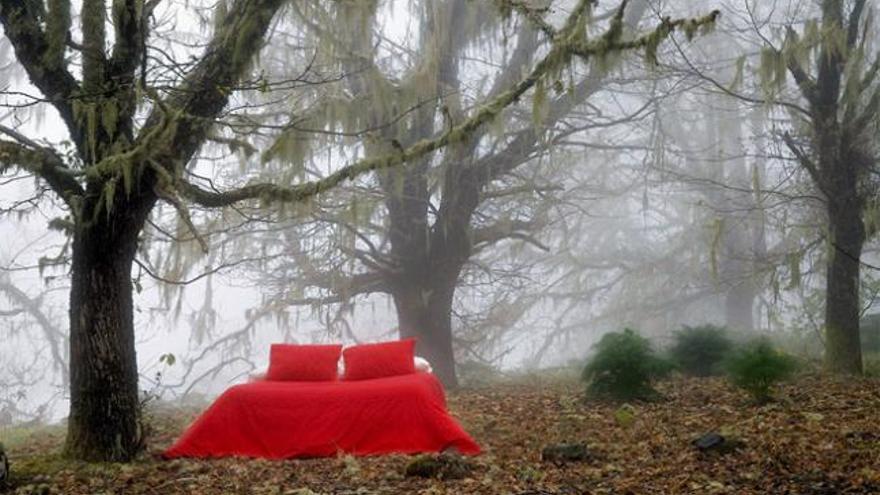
[64,218,145,461]
[725,283,756,331]
[824,200,865,374]
[393,281,459,389]
[721,217,758,331]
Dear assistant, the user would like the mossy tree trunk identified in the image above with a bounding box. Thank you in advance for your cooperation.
[780,0,873,374]
[65,202,153,461]
[822,162,865,373]
[1,0,287,461]
[810,2,868,374]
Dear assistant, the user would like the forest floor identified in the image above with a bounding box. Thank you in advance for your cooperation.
[1,372,879,494]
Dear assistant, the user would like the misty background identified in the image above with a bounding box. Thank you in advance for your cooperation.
[1,0,878,424]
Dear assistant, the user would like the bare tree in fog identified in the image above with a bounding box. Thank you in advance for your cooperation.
[752,0,879,373]
[0,269,67,425]
[220,0,718,386]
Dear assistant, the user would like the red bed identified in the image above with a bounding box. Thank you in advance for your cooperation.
[164,372,480,459]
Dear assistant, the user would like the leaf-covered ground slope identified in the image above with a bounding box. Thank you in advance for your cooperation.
[2,374,879,494]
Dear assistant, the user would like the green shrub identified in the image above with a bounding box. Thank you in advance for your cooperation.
[724,338,797,403]
[582,328,672,401]
[669,324,733,377]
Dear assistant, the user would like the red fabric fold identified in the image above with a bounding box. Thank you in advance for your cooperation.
[164,373,480,459]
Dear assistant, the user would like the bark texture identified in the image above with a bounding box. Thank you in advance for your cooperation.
[66,224,144,460]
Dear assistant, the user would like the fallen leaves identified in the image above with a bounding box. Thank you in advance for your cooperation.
[1,373,879,494]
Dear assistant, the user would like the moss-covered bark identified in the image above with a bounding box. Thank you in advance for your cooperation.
[778,0,873,373]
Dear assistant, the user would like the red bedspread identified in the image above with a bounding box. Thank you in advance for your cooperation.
[164,373,480,459]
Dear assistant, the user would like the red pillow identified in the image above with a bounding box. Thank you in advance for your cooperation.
[266,343,342,382]
[342,339,416,381]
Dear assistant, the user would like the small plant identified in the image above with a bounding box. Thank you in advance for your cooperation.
[724,338,797,403]
[582,328,672,401]
[669,324,733,377]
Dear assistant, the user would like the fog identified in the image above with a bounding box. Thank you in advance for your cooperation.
[1,0,877,427]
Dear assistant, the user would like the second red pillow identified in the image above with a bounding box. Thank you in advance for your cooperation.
[343,339,416,380]
[266,343,342,382]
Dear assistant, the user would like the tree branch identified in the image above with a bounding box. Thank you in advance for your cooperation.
[472,219,549,251]
[137,0,287,172]
[179,2,719,210]
[0,0,80,130]
[784,27,818,105]
[294,271,390,298]
[496,0,556,39]
[846,0,867,49]
[781,131,825,193]
[0,138,84,202]
[80,0,108,92]
[0,279,69,389]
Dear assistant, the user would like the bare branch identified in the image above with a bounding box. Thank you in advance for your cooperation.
[784,28,818,105]
[472,219,550,251]
[137,0,287,172]
[781,131,824,193]
[0,279,69,389]
[0,0,80,131]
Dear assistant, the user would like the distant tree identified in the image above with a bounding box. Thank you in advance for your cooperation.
[767,0,880,373]
[0,268,67,424]
[602,0,880,372]
[235,0,719,387]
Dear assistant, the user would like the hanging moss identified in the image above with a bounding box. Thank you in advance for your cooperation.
[85,102,98,163]
[102,178,117,220]
[758,47,783,94]
[213,0,229,31]
[100,99,119,138]
[708,217,724,281]
[786,251,802,290]
[532,77,547,128]
[120,159,134,196]
[751,163,762,207]
[185,1,719,214]
[232,15,260,69]
[730,55,746,91]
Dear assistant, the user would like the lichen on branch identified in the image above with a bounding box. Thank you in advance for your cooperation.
[176,0,719,210]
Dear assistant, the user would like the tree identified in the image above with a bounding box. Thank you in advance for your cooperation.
[237,0,719,387]
[636,0,878,372]
[0,0,295,461]
[0,0,715,461]
[0,272,67,424]
[770,0,879,373]
[656,65,769,332]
